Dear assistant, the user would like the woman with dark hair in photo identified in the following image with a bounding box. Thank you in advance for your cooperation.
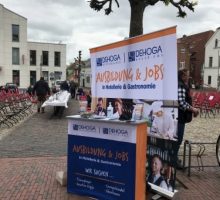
[112,98,123,118]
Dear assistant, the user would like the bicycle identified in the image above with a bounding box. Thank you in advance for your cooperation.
[216,134,220,166]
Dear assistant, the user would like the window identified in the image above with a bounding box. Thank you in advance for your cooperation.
[42,71,49,82]
[179,61,185,69]
[12,48,20,65]
[12,24,19,42]
[86,76,90,84]
[215,39,218,48]
[30,71,36,86]
[54,71,62,80]
[208,76,212,85]
[30,50,36,65]
[42,51,49,66]
[13,70,20,86]
[54,51,61,66]
[209,57,213,67]
[180,48,185,53]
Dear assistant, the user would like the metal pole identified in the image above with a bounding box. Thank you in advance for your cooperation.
[218,50,220,90]
[78,51,81,86]
[40,54,43,77]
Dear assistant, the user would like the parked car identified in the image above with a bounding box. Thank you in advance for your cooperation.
[52,80,65,93]
[5,83,18,92]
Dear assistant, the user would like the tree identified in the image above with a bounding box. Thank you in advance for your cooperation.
[89,0,197,37]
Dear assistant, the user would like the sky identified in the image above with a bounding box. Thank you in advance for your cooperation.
[0,0,220,64]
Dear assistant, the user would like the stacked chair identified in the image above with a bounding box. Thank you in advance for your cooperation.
[0,89,33,128]
[192,91,220,118]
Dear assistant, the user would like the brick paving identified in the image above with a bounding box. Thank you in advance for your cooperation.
[0,99,220,199]
[0,157,89,200]
[0,99,79,158]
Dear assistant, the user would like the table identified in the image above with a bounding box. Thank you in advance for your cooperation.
[42,91,70,117]
[67,115,147,200]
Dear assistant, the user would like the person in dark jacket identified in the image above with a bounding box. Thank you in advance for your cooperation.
[60,81,69,91]
[32,77,50,113]
[27,85,33,96]
[176,69,199,166]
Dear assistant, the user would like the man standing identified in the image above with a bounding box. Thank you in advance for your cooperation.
[33,77,50,113]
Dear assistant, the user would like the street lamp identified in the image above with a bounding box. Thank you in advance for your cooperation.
[40,54,43,77]
[218,50,220,90]
[78,50,82,86]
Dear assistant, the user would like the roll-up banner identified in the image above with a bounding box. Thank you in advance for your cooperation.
[90,26,177,101]
[70,26,179,198]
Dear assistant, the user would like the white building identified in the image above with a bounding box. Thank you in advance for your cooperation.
[0,4,66,88]
[203,27,220,89]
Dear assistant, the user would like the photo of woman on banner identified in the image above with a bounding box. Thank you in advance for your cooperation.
[147,154,168,190]
[94,97,106,116]
[112,98,133,120]
[150,101,176,140]
[112,98,123,119]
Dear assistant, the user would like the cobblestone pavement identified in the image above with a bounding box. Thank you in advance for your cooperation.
[0,100,220,199]
[0,99,79,158]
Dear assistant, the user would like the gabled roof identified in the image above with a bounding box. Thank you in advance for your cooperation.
[178,30,214,43]
[0,4,27,20]
[205,27,220,48]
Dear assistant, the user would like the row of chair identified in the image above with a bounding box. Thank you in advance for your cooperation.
[191,91,220,118]
[0,90,33,128]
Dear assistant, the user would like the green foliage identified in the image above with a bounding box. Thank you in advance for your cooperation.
[163,0,170,6]
[88,0,197,36]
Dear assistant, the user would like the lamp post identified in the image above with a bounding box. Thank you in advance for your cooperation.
[40,54,43,78]
[78,50,82,86]
[218,50,220,90]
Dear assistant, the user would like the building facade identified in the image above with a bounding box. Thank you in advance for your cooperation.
[203,27,220,89]
[0,4,66,88]
[177,31,214,88]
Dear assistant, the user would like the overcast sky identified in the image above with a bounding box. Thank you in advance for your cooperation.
[0,0,220,64]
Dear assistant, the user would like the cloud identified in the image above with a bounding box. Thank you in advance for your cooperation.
[1,0,220,64]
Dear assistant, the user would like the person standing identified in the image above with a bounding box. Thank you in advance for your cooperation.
[60,80,69,91]
[177,69,199,165]
[70,81,76,99]
[32,77,50,113]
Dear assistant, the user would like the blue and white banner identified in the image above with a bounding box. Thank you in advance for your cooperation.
[90,27,177,100]
[67,120,137,200]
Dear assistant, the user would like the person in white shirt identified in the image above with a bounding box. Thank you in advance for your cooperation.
[151,101,175,140]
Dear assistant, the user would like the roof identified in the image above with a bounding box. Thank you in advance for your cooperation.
[0,4,27,20]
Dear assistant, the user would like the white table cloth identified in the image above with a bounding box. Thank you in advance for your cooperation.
[42,91,71,108]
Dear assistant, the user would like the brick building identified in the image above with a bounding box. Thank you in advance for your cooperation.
[177,30,214,88]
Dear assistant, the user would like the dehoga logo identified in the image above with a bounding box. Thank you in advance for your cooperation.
[73,124,96,132]
[128,45,162,62]
[103,128,128,136]
[96,54,121,66]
